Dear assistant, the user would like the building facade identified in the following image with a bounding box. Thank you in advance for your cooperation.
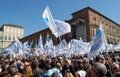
[20,7,120,46]
[67,7,120,44]
[0,24,24,52]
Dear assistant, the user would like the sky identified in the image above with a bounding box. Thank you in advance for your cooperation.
[0,0,120,37]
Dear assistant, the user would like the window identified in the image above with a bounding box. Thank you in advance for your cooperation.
[9,35,11,40]
[13,37,15,41]
[0,42,2,47]
[0,36,2,40]
[93,27,97,36]
[4,36,7,40]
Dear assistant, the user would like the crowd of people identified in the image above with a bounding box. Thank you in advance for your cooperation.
[0,52,120,77]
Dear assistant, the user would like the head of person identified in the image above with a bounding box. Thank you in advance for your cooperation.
[77,61,84,70]
[31,60,39,69]
[2,64,8,72]
[56,62,62,70]
[52,72,58,77]
[86,62,107,77]
[64,72,73,77]
[8,64,18,76]
[23,62,33,77]
[111,62,120,74]
[99,56,106,64]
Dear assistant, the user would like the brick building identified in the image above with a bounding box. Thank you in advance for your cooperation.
[67,7,120,44]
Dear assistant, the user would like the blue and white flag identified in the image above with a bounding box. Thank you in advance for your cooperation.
[37,34,43,48]
[23,41,31,52]
[58,39,68,50]
[36,34,44,54]
[23,41,29,49]
[3,38,24,56]
[88,23,107,60]
[70,39,89,55]
[43,34,54,54]
[42,68,62,77]
[42,6,58,37]
[42,6,71,38]
[54,19,71,37]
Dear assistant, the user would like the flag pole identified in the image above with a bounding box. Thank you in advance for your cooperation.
[47,6,62,43]
[58,36,62,42]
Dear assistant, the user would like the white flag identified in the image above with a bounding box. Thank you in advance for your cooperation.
[38,34,43,48]
[54,19,71,37]
[42,6,58,37]
[42,6,71,38]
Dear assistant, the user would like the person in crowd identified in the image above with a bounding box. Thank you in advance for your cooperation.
[82,58,91,72]
[63,58,76,77]
[56,62,62,72]
[31,59,43,77]
[0,64,2,73]
[0,64,9,77]
[42,60,63,77]
[23,62,33,77]
[64,71,73,77]
[52,72,59,77]
[86,62,107,77]
[76,61,86,77]
[17,60,24,74]
[4,64,22,77]
[0,50,120,77]
[111,62,120,77]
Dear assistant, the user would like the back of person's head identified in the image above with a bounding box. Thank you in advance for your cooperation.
[2,64,8,72]
[64,72,73,77]
[77,61,84,70]
[32,60,38,69]
[51,61,57,68]
[56,62,62,70]
[83,58,89,64]
[8,64,18,76]
[92,62,107,77]
[52,72,58,77]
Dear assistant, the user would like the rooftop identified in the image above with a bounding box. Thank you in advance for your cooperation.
[71,7,120,26]
[1,24,24,29]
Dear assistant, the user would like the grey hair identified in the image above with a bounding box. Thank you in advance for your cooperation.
[92,62,107,77]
